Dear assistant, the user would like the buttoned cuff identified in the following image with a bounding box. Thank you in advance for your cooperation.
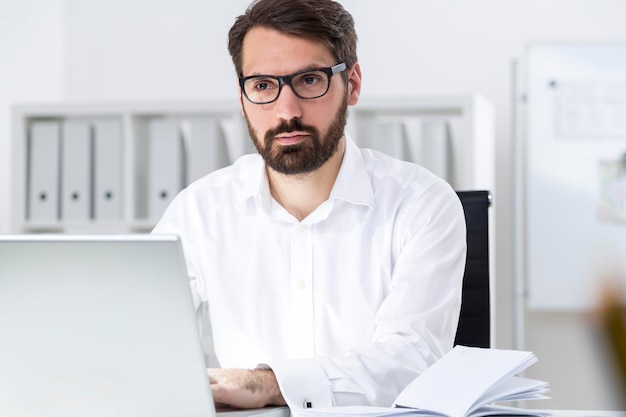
[260,358,333,411]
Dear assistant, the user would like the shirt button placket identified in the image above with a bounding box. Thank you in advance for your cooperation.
[289,223,314,357]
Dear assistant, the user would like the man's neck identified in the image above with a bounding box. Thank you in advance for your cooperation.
[267,137,346,221]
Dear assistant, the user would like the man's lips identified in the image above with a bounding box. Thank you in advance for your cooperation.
[274,132,309,145]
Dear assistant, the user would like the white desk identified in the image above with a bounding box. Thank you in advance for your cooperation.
[221,407,626,417]
[541,411,626,417]
[217,406,291,417]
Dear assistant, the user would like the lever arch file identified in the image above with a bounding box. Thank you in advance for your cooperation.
[371,118,412,161]
[61,119,92,221]
[93,119,123,221]
[185,117,230,182]
[407,119,453,182]
[28,121,61,222]
[148,118,186,221]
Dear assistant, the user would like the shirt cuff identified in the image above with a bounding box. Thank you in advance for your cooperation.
[260,358,333,410]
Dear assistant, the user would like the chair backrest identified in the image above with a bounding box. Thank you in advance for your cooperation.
[453,190,492,348]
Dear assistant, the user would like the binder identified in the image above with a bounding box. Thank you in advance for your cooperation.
[372,118,411,161]
[220,116,254,162]
[60,119,92,221]
[147,119,186,221]
[27,121,61,222]
[184,117,230,182]
[370,117,454,183]
[411,120,453,182]
[93,119,123,221]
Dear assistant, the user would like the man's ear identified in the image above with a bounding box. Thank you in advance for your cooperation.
[347,63,362,106]
[238,89,245,117]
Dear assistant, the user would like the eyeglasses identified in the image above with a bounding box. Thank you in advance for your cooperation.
[239,62,347,105]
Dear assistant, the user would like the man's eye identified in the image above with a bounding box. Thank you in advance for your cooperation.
[301,74,323,86]
[253,79,277,91]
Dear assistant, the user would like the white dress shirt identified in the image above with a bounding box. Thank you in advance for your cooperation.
[152,135,466,410]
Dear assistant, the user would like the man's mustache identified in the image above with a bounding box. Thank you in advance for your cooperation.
[268,118,316,137]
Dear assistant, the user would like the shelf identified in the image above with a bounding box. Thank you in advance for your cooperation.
[12,97,494,234]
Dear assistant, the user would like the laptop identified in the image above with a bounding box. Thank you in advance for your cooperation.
[0,234,289,417]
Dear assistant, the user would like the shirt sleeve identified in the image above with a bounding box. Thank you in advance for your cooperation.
[259,359,334,410]
[268,182,467,409]
[151,193,204,311]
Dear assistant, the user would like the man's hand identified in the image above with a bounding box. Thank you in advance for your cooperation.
[208,368,287,409]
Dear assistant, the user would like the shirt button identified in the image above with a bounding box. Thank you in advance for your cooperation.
[296,280,307,291]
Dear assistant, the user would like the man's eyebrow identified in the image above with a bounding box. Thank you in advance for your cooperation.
[243,64,331,78]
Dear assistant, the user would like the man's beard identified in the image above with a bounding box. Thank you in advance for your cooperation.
[243,95,349,175]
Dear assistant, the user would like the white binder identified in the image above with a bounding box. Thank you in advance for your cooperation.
[407,119,453,182]
[28,121,61,222]
[371,118,411,161]
[220,116,254,162]
[93,119,123,221]
[61,120,92,221]
[368,117,454,183]
[184,117,230,182]
[147,119,186,221]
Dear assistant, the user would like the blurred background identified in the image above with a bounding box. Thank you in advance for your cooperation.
[2,0,626,410]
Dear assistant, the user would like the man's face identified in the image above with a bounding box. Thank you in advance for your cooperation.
[239,27,352,175]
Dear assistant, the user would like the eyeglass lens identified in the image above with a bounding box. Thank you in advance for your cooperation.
[243,70,330,104]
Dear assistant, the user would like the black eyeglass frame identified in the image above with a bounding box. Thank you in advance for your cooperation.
[239,62,348,105]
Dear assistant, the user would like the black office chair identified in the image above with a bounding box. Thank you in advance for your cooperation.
[453,190,492,348]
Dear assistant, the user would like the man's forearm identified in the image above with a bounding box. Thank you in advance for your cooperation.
[208,368,286,408]
[248,368,285,405]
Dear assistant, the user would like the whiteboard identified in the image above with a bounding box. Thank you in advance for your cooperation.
[525,42,626,310]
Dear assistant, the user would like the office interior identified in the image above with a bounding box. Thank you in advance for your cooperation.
[2,0,626,411]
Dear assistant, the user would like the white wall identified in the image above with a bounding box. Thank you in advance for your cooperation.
[0,0,65,234]
[64,0,242,101]
[4,0,626,410]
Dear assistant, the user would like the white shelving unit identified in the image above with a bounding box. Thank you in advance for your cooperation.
[350,95,495,192]
[12,101,245,234]
[12,96,495,234]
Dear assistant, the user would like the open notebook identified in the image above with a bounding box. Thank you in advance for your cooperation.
[298,345,550,417]
[0,234,288,417]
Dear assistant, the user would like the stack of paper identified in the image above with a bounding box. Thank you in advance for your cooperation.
[298,345,550,417]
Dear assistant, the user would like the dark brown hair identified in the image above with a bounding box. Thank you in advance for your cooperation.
[228,0,358,79]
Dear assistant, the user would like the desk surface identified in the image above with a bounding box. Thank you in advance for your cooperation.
[217,406,290,417]
[217,408,625,417]
[542,411,626,417]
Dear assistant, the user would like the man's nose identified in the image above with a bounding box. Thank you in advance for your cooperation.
[273,84,303,122]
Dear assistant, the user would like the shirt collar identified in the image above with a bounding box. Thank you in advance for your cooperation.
[236,134,375,214]
[237,155,270,214]
[329,134,374,209]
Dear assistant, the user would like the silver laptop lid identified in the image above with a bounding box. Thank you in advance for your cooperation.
[0,234,216,417]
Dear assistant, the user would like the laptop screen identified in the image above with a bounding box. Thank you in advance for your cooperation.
[0,234,216,417]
